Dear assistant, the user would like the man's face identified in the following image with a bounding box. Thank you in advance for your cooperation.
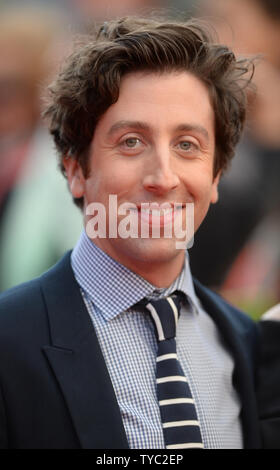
[66,71,220,277]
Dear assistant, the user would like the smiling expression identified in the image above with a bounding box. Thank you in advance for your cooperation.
[65,71,220,282]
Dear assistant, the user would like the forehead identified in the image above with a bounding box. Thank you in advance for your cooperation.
[95,70,215,138]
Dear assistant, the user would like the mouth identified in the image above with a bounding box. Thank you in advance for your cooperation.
[131,203,186,228]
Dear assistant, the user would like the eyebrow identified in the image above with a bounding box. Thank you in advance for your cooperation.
[107,120,150,137]
[175,124,210,143]
[107,120,210,143]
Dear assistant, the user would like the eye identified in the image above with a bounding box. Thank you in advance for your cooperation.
[177,140,197,151]
[123,137,141,148]
[119,136,145,154]
[179,141,191,151]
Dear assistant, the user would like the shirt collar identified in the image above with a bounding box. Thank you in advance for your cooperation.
[71,229,200,321]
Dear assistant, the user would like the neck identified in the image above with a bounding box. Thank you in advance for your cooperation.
[90,238,186,288]
[123,258,185,288]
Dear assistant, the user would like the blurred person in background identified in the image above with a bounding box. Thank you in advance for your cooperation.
[68,0,199,36]
[0,8,82,292]
[189,0,280,318]
[70,0,165,22]
[257,303,280,448]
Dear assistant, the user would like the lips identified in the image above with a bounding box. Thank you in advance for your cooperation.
[134,203,186,228]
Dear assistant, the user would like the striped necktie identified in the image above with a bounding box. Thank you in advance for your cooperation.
[144,293,204,450]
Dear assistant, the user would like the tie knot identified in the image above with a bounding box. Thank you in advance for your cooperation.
[144,293,183,342]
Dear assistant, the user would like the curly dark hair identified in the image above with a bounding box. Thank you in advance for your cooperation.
[256,0,280,18]
[44,16,255,208]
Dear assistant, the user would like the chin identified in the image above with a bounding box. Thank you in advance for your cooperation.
[118,237,185,265]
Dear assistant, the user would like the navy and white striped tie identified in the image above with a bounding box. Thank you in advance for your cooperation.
[144,293,204,450]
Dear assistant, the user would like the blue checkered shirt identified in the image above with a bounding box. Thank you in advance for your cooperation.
[71,230,243,449]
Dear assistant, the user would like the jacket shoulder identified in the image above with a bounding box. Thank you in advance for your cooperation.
[0,252,72,339]
[0,278,43,321]
[0,251,72,319]
[193,277,255,330]
[0,279,48,354]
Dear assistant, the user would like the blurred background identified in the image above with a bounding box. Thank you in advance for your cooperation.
[0,0,279,320]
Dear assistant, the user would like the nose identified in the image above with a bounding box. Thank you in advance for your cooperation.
[142,146,180,196]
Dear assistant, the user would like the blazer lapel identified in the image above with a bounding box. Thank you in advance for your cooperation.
[40,252,129,449]
[37,252,261,449]
[193,278,261,449]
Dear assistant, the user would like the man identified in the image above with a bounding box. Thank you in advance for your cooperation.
[0,17,261,449]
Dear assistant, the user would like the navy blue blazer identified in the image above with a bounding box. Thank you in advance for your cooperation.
[0,252,261,449]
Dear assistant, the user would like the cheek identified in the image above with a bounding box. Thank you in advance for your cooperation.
[84,161,139,203]
[184,169,214,201]
[192,190,213,232]
[183,171,216,225]
[83,175,102,205]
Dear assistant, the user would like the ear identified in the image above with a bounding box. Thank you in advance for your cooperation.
[63,156,85,199]
[210,170,222,204]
